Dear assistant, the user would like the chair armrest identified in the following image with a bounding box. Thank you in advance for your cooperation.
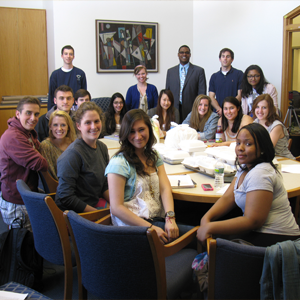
[79,208,110,222]
[163,226,199,257]
[47,193,56,200]
[95,214,112,225]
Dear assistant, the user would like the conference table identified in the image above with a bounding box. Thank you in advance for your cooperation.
[100,138,300,211]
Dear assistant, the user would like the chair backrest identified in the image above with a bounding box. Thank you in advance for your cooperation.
[208,238,266,300]
[288,138,293,151]
[91,97,111,113]
[65,210,159,299]
[16,180,67,265]
[39,171,58,194]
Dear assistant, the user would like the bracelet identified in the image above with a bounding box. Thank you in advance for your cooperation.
[149,224,153,228]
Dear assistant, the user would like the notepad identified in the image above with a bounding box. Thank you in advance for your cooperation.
[0,291,28,300]
[167,174,196,188]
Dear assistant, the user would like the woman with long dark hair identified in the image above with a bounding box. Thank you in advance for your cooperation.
[103,92,127,136]
[212,96,252,146]
[197,123,300,247]
[241,65,278,115]
[148,89,179,137]
[105,109,194,244]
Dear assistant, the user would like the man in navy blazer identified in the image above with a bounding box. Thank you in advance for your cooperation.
[166,45,206,122]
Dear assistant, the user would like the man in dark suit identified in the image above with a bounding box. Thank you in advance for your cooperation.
[166,45,206,122]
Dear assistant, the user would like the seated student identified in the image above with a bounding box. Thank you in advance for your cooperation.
[252,94,294,159]
[35,85,75,141]
[241,65,278,115]
[39,110,76,181]
[105,109,194,245]
[55,102,109,213]
[103,92,127,137]
[212,96,252,146]
[197,123,300,247]
[73,89,91,110]
[182,94,219,140]
[148,89,180,137]
[0,97,48,230]
[125,65,158,112]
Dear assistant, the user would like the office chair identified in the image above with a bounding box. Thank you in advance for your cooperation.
[16,180,110,300]
[208,238,266,300]
[64,211,198,300]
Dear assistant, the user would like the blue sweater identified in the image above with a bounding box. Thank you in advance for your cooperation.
[48,67,87,110]
[125,83,158,110]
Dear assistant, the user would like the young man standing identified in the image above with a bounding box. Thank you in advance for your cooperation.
[166,45,206,122]
[48,45,87,110]
[0,97,48,230]
[209,48,243,116]
[35,85,75,141]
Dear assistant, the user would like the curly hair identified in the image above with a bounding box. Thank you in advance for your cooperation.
[189,95,212,132]
[117,109,158,177]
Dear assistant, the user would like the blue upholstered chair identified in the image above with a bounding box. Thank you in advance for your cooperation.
[38,171,58,194]
[208,238,266,300]
[16,180,110,300]
[91,97,111,113]
[64,211,198,300]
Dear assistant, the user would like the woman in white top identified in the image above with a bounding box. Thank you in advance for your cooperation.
[241,65,278,115]
[212,96,252,146]
[105,109,194,244]
[252,94,294,159]
[103,92,127,137]
[197,123,300,247]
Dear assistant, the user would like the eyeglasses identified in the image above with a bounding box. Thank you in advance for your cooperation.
[179,51,190,55]
[247,75,260,79]
[113,102,124,105]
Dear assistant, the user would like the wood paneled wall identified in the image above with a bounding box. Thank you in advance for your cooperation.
[0,7,48,101]
[0,7,48,137]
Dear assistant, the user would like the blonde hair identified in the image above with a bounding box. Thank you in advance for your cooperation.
[48,110,76,142]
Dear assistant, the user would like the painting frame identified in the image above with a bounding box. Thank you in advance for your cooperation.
[95,20,158,73]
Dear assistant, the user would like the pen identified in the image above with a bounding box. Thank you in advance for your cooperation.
[178,180,180,187]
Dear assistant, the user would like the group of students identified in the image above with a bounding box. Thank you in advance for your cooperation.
[1,59,299,252]
[35,82,299,249]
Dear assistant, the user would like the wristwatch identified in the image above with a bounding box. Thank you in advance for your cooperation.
[165,211,175,218]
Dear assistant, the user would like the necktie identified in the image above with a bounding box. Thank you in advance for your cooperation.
[180,66,186,104]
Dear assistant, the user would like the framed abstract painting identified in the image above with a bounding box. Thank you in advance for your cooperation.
[95,20,158,73]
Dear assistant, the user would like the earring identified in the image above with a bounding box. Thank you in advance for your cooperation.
[261,152,264,155]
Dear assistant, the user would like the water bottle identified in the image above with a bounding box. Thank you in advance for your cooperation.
[215,125,223,143]
[214,159,225,189]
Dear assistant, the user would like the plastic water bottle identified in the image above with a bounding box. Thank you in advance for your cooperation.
[214,159,225,189]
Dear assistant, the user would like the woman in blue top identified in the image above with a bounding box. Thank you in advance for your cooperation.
[125,65,158,112]
[182,94,219,140]
[105,109,194,244]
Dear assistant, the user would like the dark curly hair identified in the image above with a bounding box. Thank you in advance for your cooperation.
[117,109,158,177]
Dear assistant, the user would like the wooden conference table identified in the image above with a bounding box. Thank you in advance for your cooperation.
[100,138,300,206]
